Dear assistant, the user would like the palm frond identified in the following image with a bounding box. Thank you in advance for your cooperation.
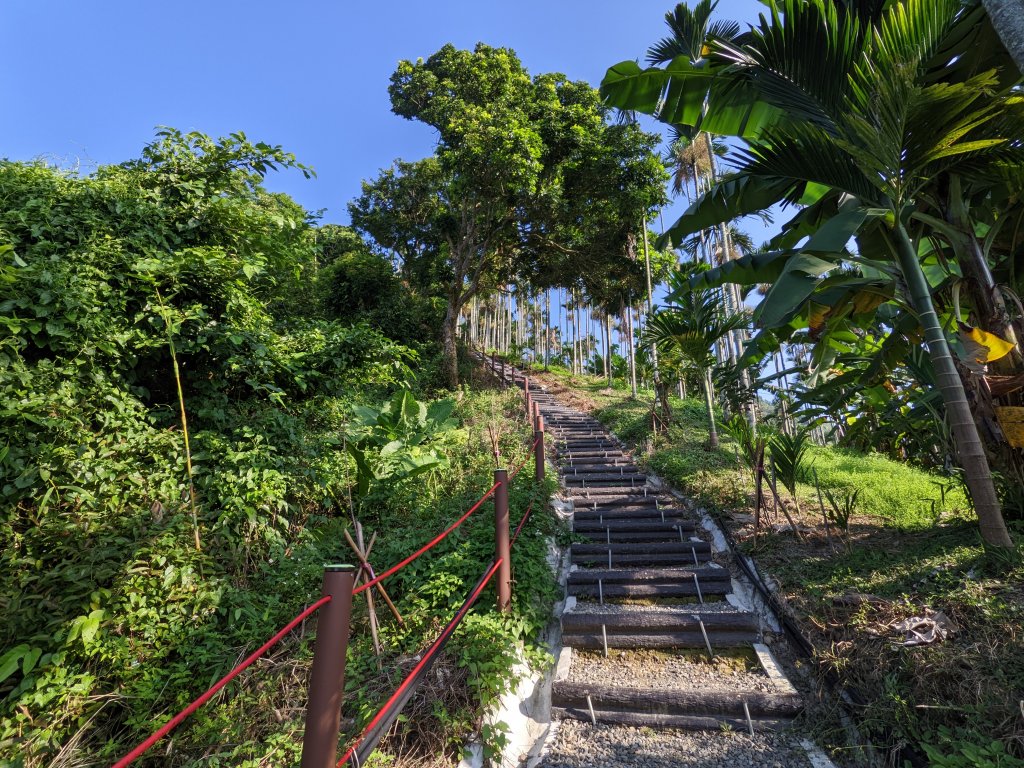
[712,0,862,135]
[647,0,719,65]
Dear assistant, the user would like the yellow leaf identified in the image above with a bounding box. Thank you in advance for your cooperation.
[957,323,1016,370]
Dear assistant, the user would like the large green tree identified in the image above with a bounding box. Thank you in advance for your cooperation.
[602,0,1022,547]
[352,43,666,387]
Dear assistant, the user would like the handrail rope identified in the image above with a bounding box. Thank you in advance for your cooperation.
[507,435,542,483]
[338,558,504,767]
[353,481,500,596]
[510,499,535,547]
[112,594,333,768]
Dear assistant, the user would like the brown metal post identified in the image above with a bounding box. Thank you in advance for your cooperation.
[526,392,533,421]
[535,415,546,483]
[494,469,512,611]
[301,564,356,768]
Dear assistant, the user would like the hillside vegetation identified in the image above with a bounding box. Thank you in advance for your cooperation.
[0,132,554,766]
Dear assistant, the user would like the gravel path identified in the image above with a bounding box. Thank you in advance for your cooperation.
[537,720,812,768]
[567,648,775,694]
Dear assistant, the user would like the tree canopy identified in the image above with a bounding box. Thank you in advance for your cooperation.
[352,43,667,386]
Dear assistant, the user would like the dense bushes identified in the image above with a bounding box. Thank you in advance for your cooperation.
[0,132,554,766]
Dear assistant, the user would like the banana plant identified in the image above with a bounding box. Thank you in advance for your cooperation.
[345,390,459,500]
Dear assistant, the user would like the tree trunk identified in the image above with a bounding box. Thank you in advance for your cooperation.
[702,369,719,450]
[441,296,461,389]
[605,312,613,386]
[625,303,638,397]
[981,0,1024,75]
[544,289,551,370]
[894,223,1013,548]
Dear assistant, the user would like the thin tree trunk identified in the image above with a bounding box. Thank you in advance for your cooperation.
[544,289,551,370]
[625,303,638,397]
[605,312,613,386]
[703,369,719,450]
[894,223,1013,548]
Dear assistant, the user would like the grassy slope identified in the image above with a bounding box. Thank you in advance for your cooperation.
[535,366,1024,767]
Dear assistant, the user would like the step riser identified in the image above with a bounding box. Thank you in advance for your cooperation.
[568,584,724,598]
[553,709,795,732]
[572,506,669,516]
[552,683,802,719]
[575,532,697,544]
[572,543,711,554]
[561,631,759,649]
[562,612,756,632]
[571,555,714,567]
[573,520,695,532]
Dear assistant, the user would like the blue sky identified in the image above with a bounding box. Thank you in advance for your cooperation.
[1,0,769,231]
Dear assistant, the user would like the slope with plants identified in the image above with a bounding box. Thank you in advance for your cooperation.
[0,131,556,767]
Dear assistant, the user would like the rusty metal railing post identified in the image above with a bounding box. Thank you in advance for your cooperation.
[494,469,511,611]
[535,415,545,483]
[301,564,356,768]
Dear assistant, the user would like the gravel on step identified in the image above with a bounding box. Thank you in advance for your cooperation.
[567,648,775,694]
[538,719,812,768]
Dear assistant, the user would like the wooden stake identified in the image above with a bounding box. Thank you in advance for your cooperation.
[343,529,404,626]
[355,522,382,667]
[812,468,836,551]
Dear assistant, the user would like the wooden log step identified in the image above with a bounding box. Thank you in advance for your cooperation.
[558,454,629,463]
[572,542,711,555]
[567,580,724,599]
[577,507,688,520]
[569,585,729,606]
[561,631,758,650]
[576,530,699,544]
[560,465,641,475]
[553,708,795,731]
[561,609,755,633]
[567,566,724,584]
[562,458,635,467]
[571,552,713,567]
[551,682,802,719]
[565,488,655,500]
[573,519,696,532]
[563,474,648,485]
[571,501,664,514]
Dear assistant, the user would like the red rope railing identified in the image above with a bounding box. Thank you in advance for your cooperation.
[507,435,542,482]
[337,558,504,767]
[353,481,501,596]
[511,500,535,547]
[112,595,333,768]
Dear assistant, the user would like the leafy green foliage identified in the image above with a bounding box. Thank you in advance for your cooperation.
[356,43,667,386]
[0,133,556,766]
[769,430,811,499]
[346,391,459,499]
